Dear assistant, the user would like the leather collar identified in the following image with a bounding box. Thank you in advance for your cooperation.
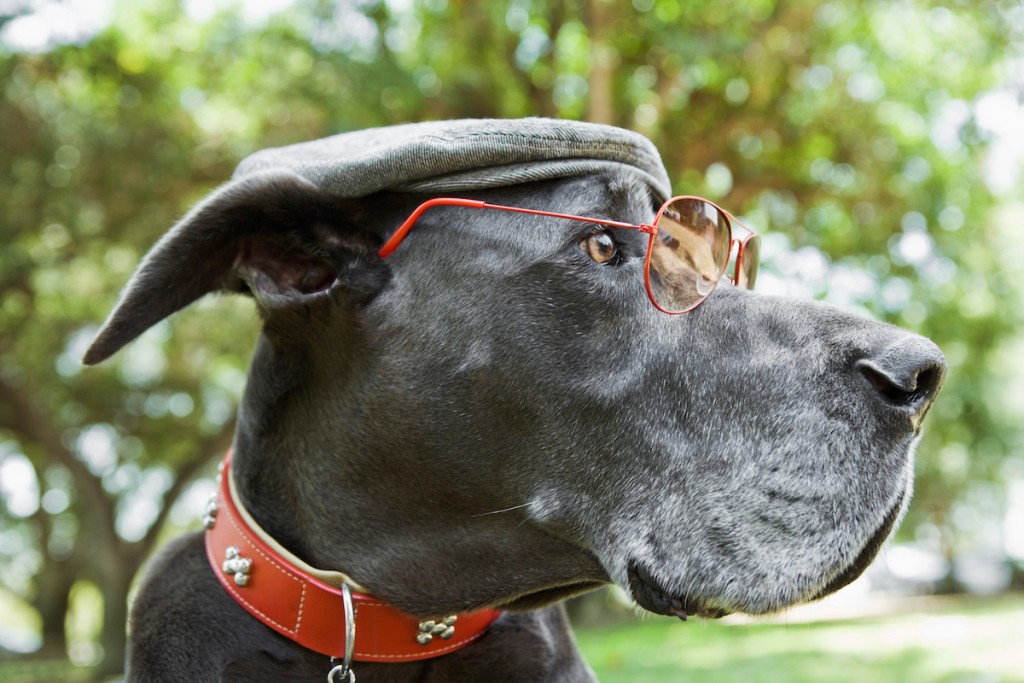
[203,452,502,662]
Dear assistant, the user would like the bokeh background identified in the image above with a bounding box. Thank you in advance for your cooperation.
[1,0,1023,681]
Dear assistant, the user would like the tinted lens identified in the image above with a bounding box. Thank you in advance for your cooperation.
[736,234,760,289]
[646,198,731,312]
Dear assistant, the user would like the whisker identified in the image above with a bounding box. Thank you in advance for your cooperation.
[472,502,533,518]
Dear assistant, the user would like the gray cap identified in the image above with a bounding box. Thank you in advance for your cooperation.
[234,117,672,202]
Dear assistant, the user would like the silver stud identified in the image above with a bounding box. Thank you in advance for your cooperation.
[202,493,219,529]
[440,615,457,639]
[416,615,457,645]
[222,546,252,587]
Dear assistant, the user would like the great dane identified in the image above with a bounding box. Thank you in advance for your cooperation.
[84,119,945,682]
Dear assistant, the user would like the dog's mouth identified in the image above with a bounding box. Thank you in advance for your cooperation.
[627,562,731,621]
[628,490,907,619]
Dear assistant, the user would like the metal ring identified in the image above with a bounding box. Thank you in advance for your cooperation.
[341,583,355,670]
[326,583,357,683]
[326,663,355,683]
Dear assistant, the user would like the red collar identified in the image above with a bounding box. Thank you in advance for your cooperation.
[203,453,502,663]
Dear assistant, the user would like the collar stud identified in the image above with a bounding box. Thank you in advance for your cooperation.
[203,492,219,529]
[416,616,457,645]
[222,545,253,586]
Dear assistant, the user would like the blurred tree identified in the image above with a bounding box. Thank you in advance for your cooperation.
[1,0,1021,679]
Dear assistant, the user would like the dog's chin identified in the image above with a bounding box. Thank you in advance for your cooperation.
[627,488,908,620]
[808,488,907,601]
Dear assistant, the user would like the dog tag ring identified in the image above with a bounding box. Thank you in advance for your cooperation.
[327,663,354,683]
[327,583,356,683]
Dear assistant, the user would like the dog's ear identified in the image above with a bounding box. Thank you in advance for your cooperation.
[83,169,383,365]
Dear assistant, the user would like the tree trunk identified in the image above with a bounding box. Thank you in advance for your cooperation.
[33,559,75,658]
[94,556,136,679]
[585,0,615,124]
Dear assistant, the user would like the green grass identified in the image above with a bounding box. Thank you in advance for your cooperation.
[575,596,1024,683]
[0,662,95,683]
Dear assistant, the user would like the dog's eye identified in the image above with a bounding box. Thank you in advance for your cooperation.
[580,230,620,265]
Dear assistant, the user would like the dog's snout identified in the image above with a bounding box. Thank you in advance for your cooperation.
[856,335,946,418]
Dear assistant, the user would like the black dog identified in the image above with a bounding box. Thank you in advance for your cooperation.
[85,120,945,682]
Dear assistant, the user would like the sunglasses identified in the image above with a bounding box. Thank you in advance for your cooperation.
[379,195,760,314]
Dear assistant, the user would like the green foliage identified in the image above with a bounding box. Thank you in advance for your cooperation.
[1,0,1022,677]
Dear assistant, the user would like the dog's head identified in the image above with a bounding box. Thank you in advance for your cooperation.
[86,149,944,621]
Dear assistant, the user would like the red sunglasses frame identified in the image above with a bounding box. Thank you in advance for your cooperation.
[729,225,760,289]
[378,196,756,314]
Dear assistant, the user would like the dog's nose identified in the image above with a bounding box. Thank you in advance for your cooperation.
[856,335,946,420]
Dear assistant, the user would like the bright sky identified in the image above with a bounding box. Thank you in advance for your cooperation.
[0,0,297,51]
[0,0,114,52]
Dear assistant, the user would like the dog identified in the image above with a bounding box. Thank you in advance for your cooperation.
[84,119,945,682]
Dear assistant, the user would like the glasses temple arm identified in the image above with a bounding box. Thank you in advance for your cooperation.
[722,209,758,238]
[378,198,651,259]
[378,198,487,258]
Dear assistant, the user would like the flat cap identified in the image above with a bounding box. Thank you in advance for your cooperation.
[234,117,671,202]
